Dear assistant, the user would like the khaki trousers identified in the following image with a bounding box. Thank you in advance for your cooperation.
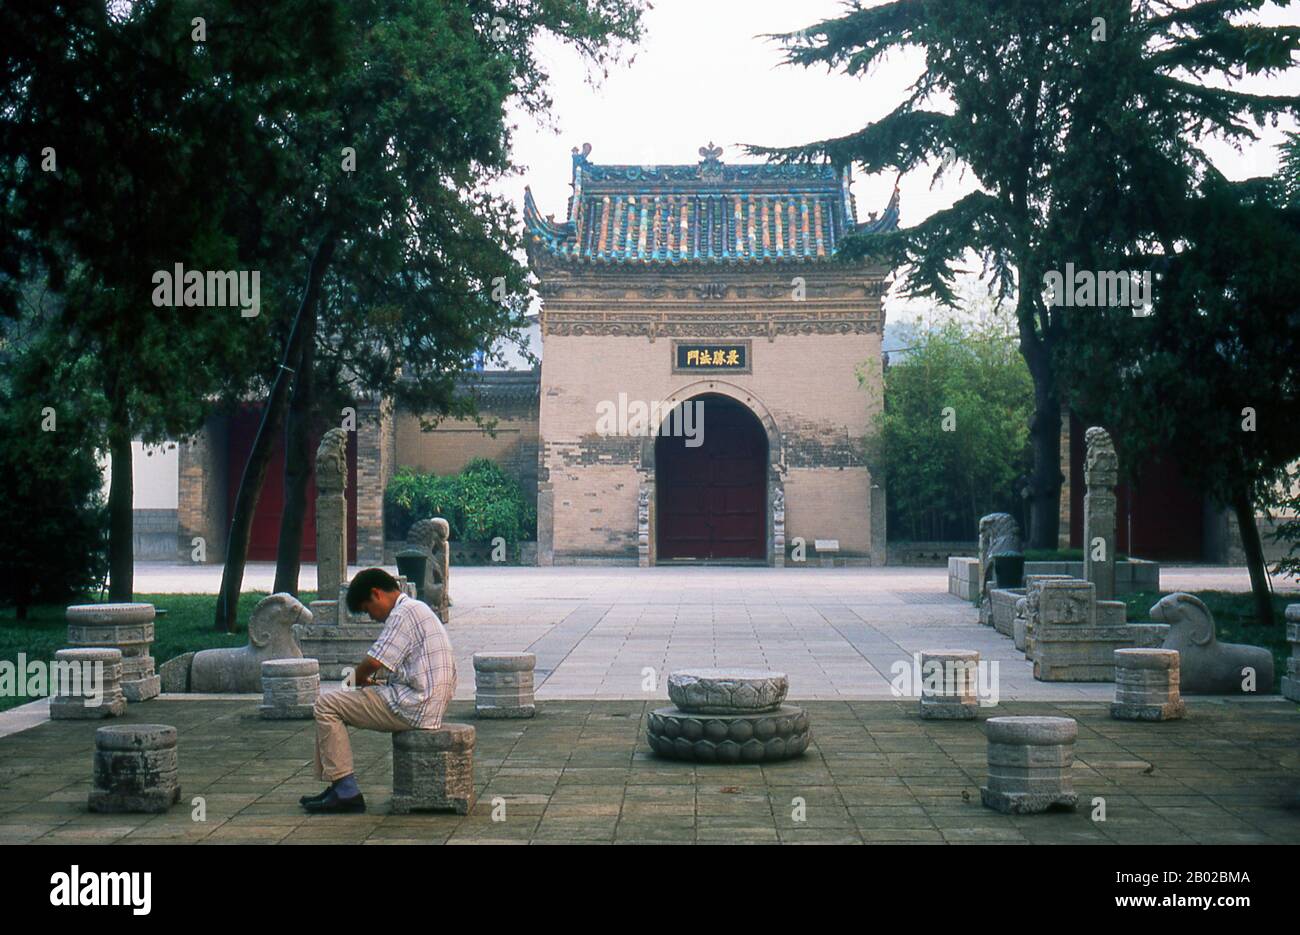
[313,686,411,782]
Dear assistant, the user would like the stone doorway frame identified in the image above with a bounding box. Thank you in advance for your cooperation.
[638,380,785,567]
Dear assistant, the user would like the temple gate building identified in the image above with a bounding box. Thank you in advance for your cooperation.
[523,143,897,565]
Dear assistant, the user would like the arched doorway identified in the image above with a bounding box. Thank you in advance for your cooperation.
[655,394,768,561]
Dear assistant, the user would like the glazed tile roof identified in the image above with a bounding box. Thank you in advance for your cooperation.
[524,143,899,267]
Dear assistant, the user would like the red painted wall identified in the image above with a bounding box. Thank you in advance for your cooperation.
[226,406,358,563]
[1069,413,1203,561]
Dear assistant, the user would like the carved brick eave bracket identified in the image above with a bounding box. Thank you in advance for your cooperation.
[540,309,883,340]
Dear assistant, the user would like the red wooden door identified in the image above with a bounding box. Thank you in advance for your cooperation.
[227,406,358,563]
[656,395,766,561]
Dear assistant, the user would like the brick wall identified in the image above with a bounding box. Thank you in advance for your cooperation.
[175,417,227,563]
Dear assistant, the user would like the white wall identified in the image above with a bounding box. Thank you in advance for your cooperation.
[99,441,180,509]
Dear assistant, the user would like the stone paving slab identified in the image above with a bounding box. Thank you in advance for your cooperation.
[0,697,1296,844]
[121,565,1298,704]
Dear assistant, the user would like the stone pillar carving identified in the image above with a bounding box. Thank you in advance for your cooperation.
[1283,604,1299,702]
[637,484,652,568]
[772,483,785,568]
[1083,426,1118,601]
[315,427,349,601]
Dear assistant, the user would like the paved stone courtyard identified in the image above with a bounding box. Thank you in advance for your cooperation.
[123,563,1300,702]
[2,697,1297,844]
[3,565,1297,845]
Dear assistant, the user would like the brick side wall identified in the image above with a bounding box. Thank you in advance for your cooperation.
[175,417,227,563]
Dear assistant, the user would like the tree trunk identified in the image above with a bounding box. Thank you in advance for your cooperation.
[272,310,316,596]
[106,402,134,602]
[1231,485,1274,628]
[214,234,337,631]
[1016,308,1063,551]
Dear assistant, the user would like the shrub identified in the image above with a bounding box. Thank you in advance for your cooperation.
[0,378,108,618]
[385,459,535,543]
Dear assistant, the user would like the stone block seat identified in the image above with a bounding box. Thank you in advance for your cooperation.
[65,602,160,702]
[473,652,536,719]
[259,658,320,719]
[980,716,1078,815]
[917,649,980,719]
[390,723,476,815]
[1111,648,1185,721]
[49,648,127,720]
[88,724,181,814]
[647,669,810,763]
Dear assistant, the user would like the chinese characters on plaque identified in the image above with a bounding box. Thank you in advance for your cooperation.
[675,343,747,370]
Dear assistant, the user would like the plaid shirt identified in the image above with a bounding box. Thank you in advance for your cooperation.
[367,594,457,728]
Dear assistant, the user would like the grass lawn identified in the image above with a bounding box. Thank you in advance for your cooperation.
[0,591,317,713]
[1122,589,1294,678]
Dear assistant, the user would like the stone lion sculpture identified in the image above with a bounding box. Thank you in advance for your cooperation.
[316,427,348,492]
[407,517,450,622]
[190,593,309,693]
[1151,593,1274,694]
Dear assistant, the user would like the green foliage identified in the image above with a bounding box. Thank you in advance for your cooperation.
[866,315,1033,541]
[0,303,108,617]
[386,459,536,544]
[753,0,1300,549]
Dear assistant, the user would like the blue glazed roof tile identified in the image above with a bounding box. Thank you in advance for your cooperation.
[525,143,898,267]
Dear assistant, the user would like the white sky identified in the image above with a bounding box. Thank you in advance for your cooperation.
[492,0,1300,362]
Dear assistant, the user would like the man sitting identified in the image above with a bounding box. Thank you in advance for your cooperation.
[301,567,457,813]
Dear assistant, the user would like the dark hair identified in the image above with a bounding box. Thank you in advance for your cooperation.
[345,568,400,612]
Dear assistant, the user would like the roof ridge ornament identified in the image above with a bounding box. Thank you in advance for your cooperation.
[698,141,724,179]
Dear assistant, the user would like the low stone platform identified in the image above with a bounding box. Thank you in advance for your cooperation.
[646,705,811,762]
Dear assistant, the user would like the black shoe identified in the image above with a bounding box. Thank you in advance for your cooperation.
[302,790,366,813]
[299,788,332,806]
